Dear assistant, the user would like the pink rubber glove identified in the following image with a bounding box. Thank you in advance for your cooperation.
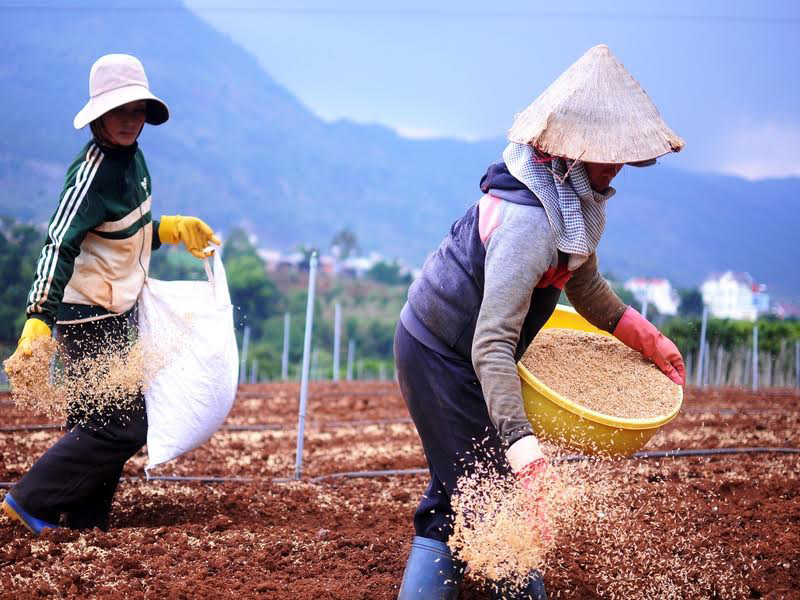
[506,436,553,544]
[613,306,686,385]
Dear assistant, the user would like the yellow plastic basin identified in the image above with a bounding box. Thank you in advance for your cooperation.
[518,305,682,457]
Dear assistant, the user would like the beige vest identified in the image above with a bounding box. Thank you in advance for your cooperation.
[60,198,153,323]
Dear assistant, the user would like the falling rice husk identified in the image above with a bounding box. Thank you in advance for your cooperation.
[521,328,681,419]
[449,452,748,598]
[3,328,173,425]
[449,456,586,594]
[61,336,162,423]
[3,336,63,419]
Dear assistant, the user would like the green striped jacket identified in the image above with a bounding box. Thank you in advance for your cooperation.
[26,140,162,327]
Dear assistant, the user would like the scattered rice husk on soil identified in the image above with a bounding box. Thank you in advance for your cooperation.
[556,460,749,599]
[522,328,681,418]
[0,384,795,597]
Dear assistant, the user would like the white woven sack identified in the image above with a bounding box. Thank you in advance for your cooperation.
[138,251,238,473]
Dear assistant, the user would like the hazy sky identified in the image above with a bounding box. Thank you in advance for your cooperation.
[183,1,800,179]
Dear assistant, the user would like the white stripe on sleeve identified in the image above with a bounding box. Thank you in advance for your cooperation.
[27,145,103,315]
[28,144,100,307]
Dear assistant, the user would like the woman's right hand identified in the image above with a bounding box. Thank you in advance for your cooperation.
[506,436,554,544]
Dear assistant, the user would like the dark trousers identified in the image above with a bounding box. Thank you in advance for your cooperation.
[10,312,147,530]
[394,321,509,542]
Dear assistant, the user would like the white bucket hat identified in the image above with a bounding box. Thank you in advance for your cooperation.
[508,44,683,165]
[73,54,169,129]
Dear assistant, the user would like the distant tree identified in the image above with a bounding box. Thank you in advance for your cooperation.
[660,317,702,356]
[226,254,284,338]
[678,289,704,317]
[223,227,260,262]
[331,228,359,260]
[367,260,412,286]
[662,316,800,358]
[0,217,45,349]
[615,286,637,307]
[221,227,285,338]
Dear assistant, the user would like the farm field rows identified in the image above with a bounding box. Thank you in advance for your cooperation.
[1,383,798,599]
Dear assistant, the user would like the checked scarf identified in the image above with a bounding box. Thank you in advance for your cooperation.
[503,142,615,270]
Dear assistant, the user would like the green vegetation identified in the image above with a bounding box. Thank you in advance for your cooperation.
[367,260,412,286]
[150,226,405,381]
[0,218,46,357]
[2,218,797,384]
[661,316,800,357]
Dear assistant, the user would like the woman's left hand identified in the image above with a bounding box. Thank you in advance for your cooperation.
[159,215,221,259]
[613,306,686,385]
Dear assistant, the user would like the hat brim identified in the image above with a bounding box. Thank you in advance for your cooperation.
[508,45,684,165]
[73,84,169,129]
[532,145,658,167]
[627,159,657,168]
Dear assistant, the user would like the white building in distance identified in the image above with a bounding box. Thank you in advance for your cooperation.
[623,277,680,316]
[700,271,769,321]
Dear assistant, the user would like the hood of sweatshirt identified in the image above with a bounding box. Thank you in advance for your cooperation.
[479,161,541,207]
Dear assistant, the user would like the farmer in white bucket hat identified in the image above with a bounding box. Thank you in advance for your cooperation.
[3,54,221,535]
[72,53,169,130]
[395,44,685,599]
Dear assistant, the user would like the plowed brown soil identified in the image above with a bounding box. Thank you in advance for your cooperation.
[1,384,798,599]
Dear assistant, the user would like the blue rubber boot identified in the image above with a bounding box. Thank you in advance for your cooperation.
[2,492,59,535]
[489,570,547,600]
[397,536,463,599]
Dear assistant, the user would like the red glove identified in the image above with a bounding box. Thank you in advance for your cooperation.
[506,436,553,545]
[613,306,686,385]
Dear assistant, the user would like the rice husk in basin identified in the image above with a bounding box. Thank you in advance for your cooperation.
[520,327,681,419]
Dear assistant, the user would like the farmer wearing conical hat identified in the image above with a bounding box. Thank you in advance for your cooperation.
[395,45,685,599]
[2,54,220,535]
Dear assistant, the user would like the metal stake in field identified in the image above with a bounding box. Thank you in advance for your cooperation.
[685,351,694,385]
[752,324,759,391]
[294,252,318,480]
[346,339,355,381]
[796,340,800,389]
[239,324,251,385]
[714,345,725,387]
[333,303,341,382]
[281,312,290,380]
[695,305,708,387]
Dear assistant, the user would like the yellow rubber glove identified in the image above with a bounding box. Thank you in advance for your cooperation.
[12,318,52,358]
[159,215,221,259]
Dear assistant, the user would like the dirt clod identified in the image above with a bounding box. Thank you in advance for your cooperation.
[0,383,797,599]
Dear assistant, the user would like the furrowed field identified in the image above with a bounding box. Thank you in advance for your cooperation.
[1,383,798,599]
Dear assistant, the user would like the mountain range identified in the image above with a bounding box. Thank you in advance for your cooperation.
[0,0,797,300]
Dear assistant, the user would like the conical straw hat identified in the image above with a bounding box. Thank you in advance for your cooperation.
[508,44,684,164]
